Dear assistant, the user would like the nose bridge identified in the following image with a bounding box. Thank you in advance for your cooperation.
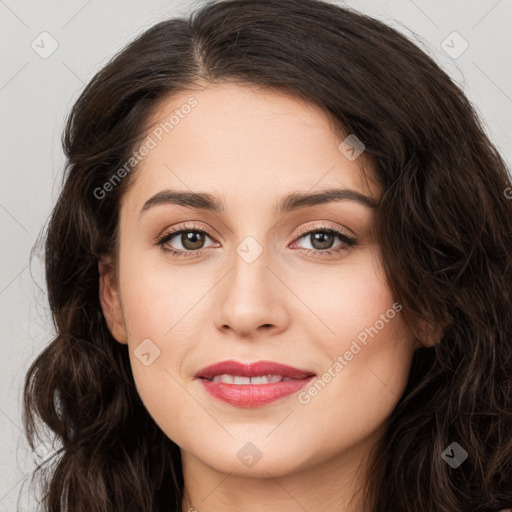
[229,235,273,309]
[216,233,287,335]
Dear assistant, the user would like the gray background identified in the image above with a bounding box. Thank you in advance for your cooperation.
[1,0,511,509]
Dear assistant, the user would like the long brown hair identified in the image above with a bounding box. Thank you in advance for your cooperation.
[23,0,512,510]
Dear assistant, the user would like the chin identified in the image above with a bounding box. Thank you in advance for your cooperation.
[188,434,317,478]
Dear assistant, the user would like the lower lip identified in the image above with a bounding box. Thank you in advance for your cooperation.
[198,377,316,407]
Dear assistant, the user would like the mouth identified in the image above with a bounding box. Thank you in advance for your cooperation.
[194,360,316,408]
[203,374,297,384]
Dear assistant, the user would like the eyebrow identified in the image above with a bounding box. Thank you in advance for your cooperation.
[140,187,378,217]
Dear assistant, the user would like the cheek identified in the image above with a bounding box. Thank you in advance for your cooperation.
[318,295,411,418]
[115,259,193,413]
[308,245,398,345]
[289,313,413,469]
[118,255,207,341]
[298,249,413,439]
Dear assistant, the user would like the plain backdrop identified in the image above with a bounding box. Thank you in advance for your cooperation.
[1,0,511,509]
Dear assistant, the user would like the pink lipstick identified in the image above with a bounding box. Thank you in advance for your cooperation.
[194,360,316,408]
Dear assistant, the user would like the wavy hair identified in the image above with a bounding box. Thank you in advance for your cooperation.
[23,0,512,510]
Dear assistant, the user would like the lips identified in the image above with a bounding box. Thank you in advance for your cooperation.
[194,360,316,408]
[194,360,316,380]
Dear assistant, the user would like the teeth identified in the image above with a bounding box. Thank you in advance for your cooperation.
[233,376,251,385]
[212,374,233,384]
[210,374,294,384]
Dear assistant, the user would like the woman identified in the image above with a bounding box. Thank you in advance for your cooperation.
[23,0,512,510]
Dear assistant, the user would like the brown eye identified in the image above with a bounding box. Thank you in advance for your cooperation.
[156,225,217,256]
[308,231,336,251]
[292,226,357,256]
[180,231,207,250]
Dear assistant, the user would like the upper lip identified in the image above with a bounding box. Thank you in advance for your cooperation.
[194,360,316,380]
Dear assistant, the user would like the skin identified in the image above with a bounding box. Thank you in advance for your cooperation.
[99,82,432,512]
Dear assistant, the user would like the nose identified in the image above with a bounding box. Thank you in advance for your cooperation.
[214,245,289,339]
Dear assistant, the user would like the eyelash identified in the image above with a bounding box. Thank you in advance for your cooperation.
[155,222,358,258]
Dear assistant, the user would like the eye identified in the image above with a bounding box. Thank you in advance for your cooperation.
[290,225,358,257]
[155,223,218,257]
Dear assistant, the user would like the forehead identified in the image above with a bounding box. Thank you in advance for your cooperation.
[121,82,379,214]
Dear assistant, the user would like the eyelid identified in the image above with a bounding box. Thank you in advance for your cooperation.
[293,222,354,239]
[154,221,215,241]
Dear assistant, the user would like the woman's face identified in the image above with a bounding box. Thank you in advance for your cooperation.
[100,82,416,479]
